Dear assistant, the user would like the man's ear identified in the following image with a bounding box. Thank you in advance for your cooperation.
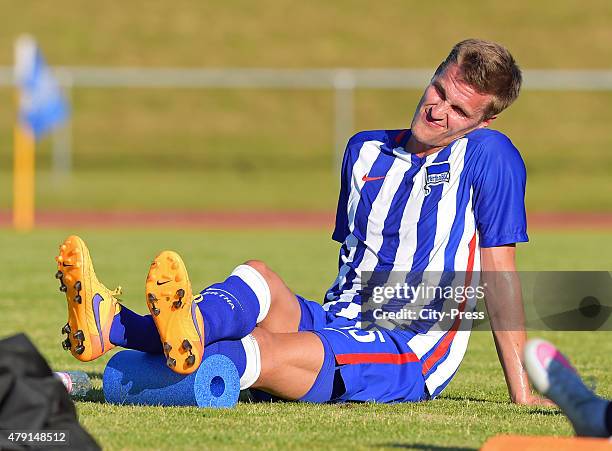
[478,115,497,129]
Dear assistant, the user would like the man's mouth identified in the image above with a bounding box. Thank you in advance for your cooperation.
[423,108,444,129]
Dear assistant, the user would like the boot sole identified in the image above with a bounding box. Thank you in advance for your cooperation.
[145,251,205,374]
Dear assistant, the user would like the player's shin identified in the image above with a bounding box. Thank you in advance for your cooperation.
[198,264,271,345]
[108,305,163,354]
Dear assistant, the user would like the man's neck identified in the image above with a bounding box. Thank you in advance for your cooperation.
[405,135,444,159]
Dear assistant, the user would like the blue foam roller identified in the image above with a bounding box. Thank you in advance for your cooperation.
[103,350,239,408]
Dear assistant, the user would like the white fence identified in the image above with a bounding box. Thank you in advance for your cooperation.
[2,67,612,174]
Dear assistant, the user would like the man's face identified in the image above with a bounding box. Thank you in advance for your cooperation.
[409,64,495,152]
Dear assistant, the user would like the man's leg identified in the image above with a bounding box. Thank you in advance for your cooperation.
[207,322,428,403]
[145,252,308,373]
[143,250,427,401]
[108,256,304,357]
[243,260,301,334]
[56,236,304,365]
[250,328,325,400]
[201,329,328,400]
[108,305,163,354]
[197,259,302,341]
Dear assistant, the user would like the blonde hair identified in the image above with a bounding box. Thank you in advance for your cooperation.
[435,39,522,119]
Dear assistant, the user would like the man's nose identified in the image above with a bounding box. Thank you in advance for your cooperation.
[429,102,448,119]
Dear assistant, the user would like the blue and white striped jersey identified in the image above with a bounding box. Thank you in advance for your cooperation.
[324,128,528,397]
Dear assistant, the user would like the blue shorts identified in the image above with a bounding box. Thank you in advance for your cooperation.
[296,295,428,403]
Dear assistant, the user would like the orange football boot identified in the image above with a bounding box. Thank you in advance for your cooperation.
[56,235,120,361]
[145,251,205,375]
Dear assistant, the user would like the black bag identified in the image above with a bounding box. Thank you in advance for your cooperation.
[0,333,100,450]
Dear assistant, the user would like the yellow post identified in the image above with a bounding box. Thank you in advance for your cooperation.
[13,122,35,231]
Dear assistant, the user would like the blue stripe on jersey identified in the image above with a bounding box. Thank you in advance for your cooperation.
[332,130,392,244]
[430,367,460,398]
[396,147,458,335]
[422,337,453,379]
[338,146,396,298]
[326,242,351,300]
[442,143,476,271]
[418,305,467,375]
[403,272,458,335]
[372,162,418,271]
[352,146,396,242]
[410,147,453,272]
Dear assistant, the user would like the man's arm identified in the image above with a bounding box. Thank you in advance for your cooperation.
[480,244,553,406]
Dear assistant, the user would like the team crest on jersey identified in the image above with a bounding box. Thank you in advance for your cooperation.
[424,162,450,196]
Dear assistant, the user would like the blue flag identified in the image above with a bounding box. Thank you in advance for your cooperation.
[16,36,69,140]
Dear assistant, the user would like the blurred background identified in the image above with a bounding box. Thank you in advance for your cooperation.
[0,0,610,218]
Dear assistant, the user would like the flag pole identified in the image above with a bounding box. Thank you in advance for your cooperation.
[13,36,36,231]
[13,122,35,231]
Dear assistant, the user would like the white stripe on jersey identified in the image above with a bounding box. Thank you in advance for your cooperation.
[420,189,480,397]
[323,292,356,312]
[326,140,382,304]
[455,189,479,272]
[390,150,429,272]
[335,302,361,320]
[407,139,468,360]
[358,149,413,273]
[325,234,358,302]
[334,144,413,320]
[347,141,383,231]
[424,328,472,395]
[424,138,467,270]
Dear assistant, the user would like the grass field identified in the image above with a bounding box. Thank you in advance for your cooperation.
[0,85,610,213]
[0,228,610,450]
[1,2,612,212]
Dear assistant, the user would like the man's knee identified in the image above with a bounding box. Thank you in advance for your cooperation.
[244,260,283,296]
[244,259,300,331]
[244,260,276,285]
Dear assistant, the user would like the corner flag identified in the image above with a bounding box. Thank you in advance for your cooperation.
[13,35,69,231]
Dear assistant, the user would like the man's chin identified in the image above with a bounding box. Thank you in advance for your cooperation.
[410,130,442,149]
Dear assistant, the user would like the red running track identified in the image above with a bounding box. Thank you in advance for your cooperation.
[0,210,611,230]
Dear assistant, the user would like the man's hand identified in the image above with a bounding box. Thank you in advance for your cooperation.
[481,245,544,406]
[513,392,556,407]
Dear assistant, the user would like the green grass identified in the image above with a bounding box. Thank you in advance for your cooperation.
[3,0,612,68]
[0,2,611,212]
[0,88,611,212]
[0,228,610,450]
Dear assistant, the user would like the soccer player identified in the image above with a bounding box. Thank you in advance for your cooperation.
[525,339,612,437]
[57,39,547,405]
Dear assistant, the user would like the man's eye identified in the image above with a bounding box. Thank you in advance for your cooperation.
[453,107,466,117]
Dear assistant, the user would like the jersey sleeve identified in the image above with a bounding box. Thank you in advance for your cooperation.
[331,134,358,243]
[472,134,528,248]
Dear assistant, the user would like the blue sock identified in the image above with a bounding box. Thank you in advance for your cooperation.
[109,305,162,354]
[108,265,269,355]
[204,335,260,390]
[197,265,271,345]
